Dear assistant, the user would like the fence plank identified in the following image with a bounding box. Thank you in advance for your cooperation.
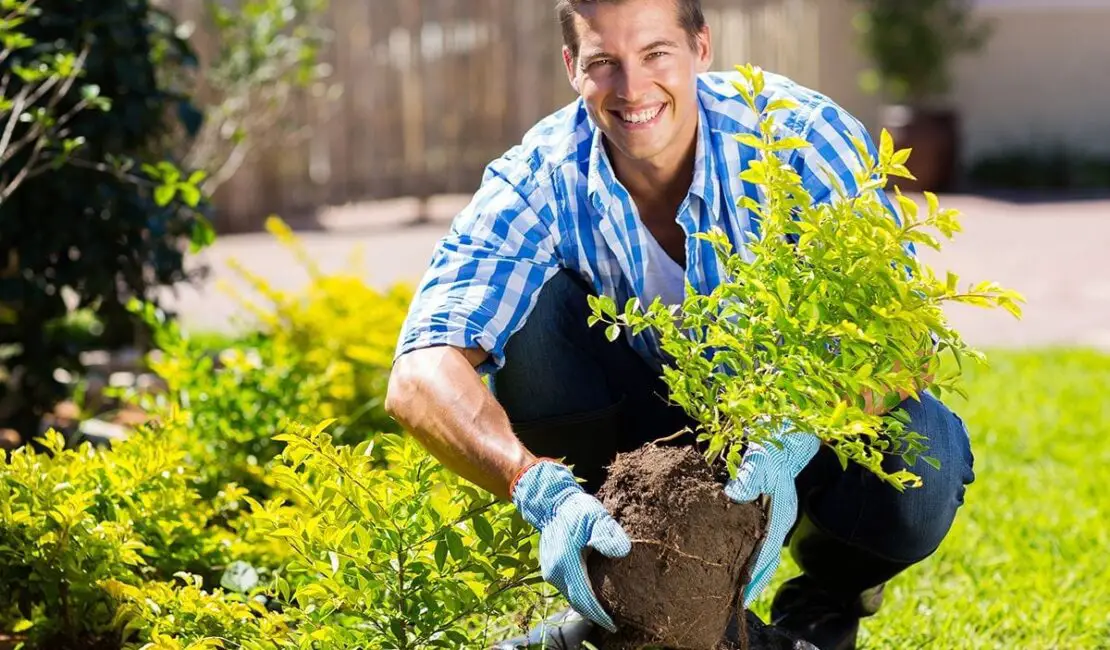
[166,0,819,231]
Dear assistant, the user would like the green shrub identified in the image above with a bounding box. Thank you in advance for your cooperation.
[967,147,1110,191]
[593,65,1022,487]
[260,423,543,648]
[104,575,295,650]
[130,302,338,497]
[107,422,546,650]
[0,0,211,438]
[126,217,411,497]
[222,217,412,432]
[76,219,550,648]
[0,427,233,648]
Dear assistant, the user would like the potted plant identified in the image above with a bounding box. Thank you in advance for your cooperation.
[852,0,992,192]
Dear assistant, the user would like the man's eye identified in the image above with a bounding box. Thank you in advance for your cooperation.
[646,51,667,61]
[586,58,614,70]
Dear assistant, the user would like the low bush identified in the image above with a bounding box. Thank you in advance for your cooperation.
[126,217,411,497]
[1,220,548,649]
[220,217,411,437]
[0,426,233,648]
[213,423,542,649]
[967,147,1110,191]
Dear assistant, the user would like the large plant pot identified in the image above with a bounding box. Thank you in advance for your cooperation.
[879,105,960,193]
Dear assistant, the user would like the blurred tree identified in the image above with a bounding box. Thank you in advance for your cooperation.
[158,0,338,196]
[853,0,992,105]
[851,0,993,192]
[0,0,210,439]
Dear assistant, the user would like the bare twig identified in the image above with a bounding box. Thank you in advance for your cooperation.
[0,86,30,161]
[0,134,45,202]
[0,95,90,170]
[0,45,93,202]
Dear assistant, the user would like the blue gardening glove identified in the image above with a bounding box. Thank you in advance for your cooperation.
[723,429,820,607]
[511,460,631,632]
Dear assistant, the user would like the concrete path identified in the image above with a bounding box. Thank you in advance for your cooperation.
[161,194,1110,351]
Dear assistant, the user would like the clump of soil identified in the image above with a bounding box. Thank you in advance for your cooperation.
[586,443,766,650]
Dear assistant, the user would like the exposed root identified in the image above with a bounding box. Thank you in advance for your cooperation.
[627,538,728,568]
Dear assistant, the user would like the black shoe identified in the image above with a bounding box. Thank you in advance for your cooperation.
[771,514,910,650]
[770,575,883,650]
[488,608,600,650]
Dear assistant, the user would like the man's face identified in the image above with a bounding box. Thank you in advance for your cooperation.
[563,0,712,166]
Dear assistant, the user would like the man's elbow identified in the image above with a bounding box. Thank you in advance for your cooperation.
[385,353,419,423]
[385,345,487,421]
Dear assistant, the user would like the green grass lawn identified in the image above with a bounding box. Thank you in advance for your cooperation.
[750,348,1110,649]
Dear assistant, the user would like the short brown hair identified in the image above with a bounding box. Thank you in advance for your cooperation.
[557,0,706,60]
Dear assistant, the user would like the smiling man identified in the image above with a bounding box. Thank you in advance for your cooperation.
[384,1,976,649]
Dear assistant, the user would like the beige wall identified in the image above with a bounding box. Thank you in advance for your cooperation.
[949,5,1110,163]
[796,2,1110,166]
[703,0,880,135]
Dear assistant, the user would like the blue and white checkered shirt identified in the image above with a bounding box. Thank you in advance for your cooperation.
[396,70,904,374]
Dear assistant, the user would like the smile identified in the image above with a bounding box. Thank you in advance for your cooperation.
[610,103,667,128]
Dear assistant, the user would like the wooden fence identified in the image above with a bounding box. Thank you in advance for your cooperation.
[163,0,820,232]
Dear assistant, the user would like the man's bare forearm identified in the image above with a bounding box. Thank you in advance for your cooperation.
[385,346,535,501]
[861,357,935,416]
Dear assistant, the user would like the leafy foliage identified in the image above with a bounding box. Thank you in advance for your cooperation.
[0,221,547,648]
[0,0,210,437]
[1,247,547,648]
[128,299,341,498]
[0,425,233,648]
[98,423,547,650]
[126,217,411,497]
[219,217,411,439]
[968,147,1110,192]
[0,0,112,202]
[592,65,1023,489]
[248,422,544,649]
[104,575,296,650]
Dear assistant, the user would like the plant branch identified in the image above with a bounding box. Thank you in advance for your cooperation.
[413,574,546,647]
[0,133,45,202]
[0,85,29,161]
[406,500,498,553]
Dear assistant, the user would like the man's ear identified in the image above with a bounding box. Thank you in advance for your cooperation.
[695,25,713,73]
[563,46,581,94]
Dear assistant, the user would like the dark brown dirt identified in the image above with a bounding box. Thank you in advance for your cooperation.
[586,443,766,650]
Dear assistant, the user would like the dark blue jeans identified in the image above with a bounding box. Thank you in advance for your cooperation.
[491,270,975,588]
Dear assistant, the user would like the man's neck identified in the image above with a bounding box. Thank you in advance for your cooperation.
[607,120,699,217]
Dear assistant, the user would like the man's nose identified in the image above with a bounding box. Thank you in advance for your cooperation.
[615,61,652,104]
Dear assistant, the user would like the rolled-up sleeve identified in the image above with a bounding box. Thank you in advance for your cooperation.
[395,160,561,374]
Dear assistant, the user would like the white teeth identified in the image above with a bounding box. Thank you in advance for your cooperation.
[620,105,663,124]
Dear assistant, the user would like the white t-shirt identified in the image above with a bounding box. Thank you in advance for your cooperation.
[640,227,687,307]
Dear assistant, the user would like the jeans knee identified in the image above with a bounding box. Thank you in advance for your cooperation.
[850,392,976,562]
[507,271,591,351]
[492,270,614,422]
[899,392,976,496]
